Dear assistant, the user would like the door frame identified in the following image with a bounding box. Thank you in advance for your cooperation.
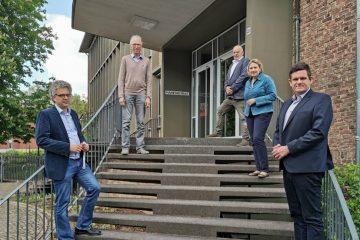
[192,63,214,138]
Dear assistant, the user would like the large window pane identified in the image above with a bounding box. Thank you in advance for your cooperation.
[240,21,246,44]
[197,42,212,66]
[218,25,238,56]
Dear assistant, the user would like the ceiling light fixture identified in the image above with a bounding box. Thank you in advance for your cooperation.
[130,15,158,30]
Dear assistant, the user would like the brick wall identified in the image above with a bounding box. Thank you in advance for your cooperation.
[299,0,356,164]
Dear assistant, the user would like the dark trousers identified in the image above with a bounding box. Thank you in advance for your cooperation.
[283,170,325,240]
[246,112,272,172]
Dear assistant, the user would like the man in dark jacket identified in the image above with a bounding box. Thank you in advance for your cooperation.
[272,63,333,240]
[36,80,101,239]
[207,45,250,146]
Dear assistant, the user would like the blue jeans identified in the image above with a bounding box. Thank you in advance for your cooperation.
[53,159,101,240]
[246,112,272,172]
[122,95,146,150]
[283,170,325,240]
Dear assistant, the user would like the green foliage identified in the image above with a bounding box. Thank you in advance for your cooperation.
[71,94,88,119]
[334,164,360,234]
[0,149,44,156]
[0,0,55,143]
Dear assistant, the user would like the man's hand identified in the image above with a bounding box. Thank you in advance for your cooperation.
[272,144,290,160]
[225,86,233,96]
[70,144,83,153]
[81,142,89,152]
[145,97,151,108]
[247,98,256,106]
[119,96,126,106]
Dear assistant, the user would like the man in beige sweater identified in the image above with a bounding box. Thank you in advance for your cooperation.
[118,35,152,155]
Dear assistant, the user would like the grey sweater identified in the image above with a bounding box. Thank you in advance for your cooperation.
[118,55,152,97]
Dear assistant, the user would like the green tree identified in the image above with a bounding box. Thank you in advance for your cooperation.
[71,94,88,120]
[0,0,55,143]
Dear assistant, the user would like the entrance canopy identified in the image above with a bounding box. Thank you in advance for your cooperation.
[72,0,246,52]
[72,0,216,51]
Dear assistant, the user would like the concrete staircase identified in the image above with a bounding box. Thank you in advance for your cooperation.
[75,138,294,240]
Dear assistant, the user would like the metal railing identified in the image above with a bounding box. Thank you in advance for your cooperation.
[266,96,284,142]
[0,155,42,182]
[81,84,121,172]
[0,166,54,240]
[130,117,161,138]
[323,170,359,240]
[0,85,121,239]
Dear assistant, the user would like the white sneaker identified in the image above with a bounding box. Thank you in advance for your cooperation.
[137,148,149,154]
[121,148,129,155]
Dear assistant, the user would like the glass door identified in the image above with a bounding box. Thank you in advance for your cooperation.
[192,64,213,138]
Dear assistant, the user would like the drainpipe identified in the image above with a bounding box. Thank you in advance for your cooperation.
[356,0,360,164]
[294,0,300,63]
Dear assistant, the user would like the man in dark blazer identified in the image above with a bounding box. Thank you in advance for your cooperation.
[272,62,333,240]
[208,45,251,145]
[36,80,101,239]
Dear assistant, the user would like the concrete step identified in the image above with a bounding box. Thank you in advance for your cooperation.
[87,197,289,217]
[99,184,286,200]
[74,230,236,240]
[110,144,269,154]
[97,172,283,186]
[106,153,278,164]
[71,212,294,237]
[123,137,244,146]
[101,162,280,173]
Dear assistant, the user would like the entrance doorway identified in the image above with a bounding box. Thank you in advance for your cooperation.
[192,64,213,138]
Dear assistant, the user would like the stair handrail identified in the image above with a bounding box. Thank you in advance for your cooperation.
[130,117,160,138]
[81,84,120,173]
[266,96,284,142]
[82,84,117,131]
[323,170,359,239]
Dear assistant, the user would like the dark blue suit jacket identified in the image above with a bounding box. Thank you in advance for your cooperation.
[224,57,250,100]
[35,106,85,180]
[273,89,334,173]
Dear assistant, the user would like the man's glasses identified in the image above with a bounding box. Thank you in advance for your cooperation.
[55,94,72,98]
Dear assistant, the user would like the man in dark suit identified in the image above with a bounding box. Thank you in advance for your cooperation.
[36,80,101,239]
[207,45,251,146]
[272,62,333,240]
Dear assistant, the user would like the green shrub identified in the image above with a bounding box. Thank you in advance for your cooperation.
[0,149,44,156]
[334,164,360,234]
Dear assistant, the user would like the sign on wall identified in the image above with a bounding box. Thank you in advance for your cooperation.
[165,90,190,96]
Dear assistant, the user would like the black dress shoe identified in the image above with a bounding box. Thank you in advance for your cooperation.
[74,227,102,236]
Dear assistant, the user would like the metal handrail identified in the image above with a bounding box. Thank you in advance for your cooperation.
[0,165,54,239]
[130,117,160,138]
[323,170,359,240]
[266,96,284,142]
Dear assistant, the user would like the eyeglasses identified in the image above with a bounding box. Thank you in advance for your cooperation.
[55,94,71,98]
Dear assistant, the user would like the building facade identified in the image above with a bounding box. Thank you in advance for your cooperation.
[73,0,358,164]
[298,0,356,164]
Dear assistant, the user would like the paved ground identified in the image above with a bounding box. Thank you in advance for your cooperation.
[0,182,20,199]
[0,182,52,240]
